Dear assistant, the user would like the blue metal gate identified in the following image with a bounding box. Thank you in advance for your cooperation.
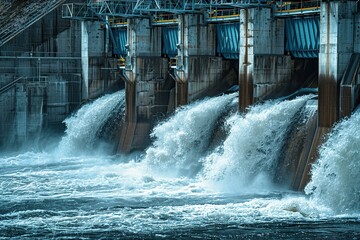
[285,16,319,58]
[162,27,178,57]
[112,28,127,57]
[216,23,239,59]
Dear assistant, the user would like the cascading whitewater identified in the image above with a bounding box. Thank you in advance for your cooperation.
[199,95,314,192]
[305,109,360,213]
[57,90,125,155]
[2,92,360,239]
[143,93,238,177]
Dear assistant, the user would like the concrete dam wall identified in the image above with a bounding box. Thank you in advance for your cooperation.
[1,1,360,191]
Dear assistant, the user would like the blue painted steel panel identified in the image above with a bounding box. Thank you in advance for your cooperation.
[285,16,319,58]
[216,23,239,59]
[112,28,127,57]
[162,27,178,57]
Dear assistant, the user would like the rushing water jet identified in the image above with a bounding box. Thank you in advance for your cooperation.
[199,95,315,193]
[56,90,125,155]
[1,93,360,239]
[305,108,360,213]
[143,93,238,177]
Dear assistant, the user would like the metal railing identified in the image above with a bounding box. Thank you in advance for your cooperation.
[0,51,81,58]
[274,0,320,17]
[61,0,320,22]
[62,0,270,20]
[0,77,24,95]
[152,13,178,26]
[109,17,128,27]
[206,8,240,22]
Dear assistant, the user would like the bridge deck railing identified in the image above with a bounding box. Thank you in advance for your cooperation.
[274,0,320,17]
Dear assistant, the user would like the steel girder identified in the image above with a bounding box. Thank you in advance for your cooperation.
[64,1,320,20]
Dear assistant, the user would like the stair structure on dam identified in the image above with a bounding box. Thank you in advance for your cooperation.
[1,0,360,190]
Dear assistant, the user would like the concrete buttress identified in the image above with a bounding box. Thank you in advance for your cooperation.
[318,2,356,128]
[298,2,358,190]
[174,14,235,106]
[239,8,291,111]
[117,18,171,152]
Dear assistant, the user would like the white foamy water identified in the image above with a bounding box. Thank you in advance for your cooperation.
[143,93,237,177]
[1,94,360,239]
[199,95,314,193]
[305,109,360,213]
[56,90,125,155]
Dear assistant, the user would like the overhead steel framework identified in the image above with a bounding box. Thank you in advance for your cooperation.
[62,0,272,20]
[62,1,321,23]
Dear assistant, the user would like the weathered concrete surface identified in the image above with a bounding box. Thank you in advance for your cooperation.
[340,84,360,119]
[118,57,172,152]
[175,56,234,103]
[318,2,356,127]
[239,8,286,111]
[298,127,330,191]
[253,55,293,103]
[275,100,318,190]
[117,18,173,152]
[175,14,236,106]
[0,7,82,149]
[280,2,359,191]
[0,4,120,150]
[118,15,236,152]
[339,54,360,119]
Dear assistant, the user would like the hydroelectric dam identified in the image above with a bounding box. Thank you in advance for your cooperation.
[1,1,360,239]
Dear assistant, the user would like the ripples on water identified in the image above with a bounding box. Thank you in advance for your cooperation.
[1,154,360,239]
[1,94,360,239]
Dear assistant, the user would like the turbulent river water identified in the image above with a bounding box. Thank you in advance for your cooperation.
[1,91,360,239]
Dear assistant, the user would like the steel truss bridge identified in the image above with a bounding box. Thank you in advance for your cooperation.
[62,0,320,25]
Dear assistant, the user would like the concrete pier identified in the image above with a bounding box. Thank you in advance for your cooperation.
[239,8,291,111]
[297,1,359,190]
[175,14,235,105]
[117,18,171,152]
[318,2,356,128]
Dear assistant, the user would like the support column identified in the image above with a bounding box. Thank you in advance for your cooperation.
[175,14,234,106]
[81,21,89,101]
[239,8,289,111]
[15,84,27,145]
[81,21,106,100]
[118,18,170,152]
[239,9,253,111]
[318,2,355,127]
[297,2,357,191]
